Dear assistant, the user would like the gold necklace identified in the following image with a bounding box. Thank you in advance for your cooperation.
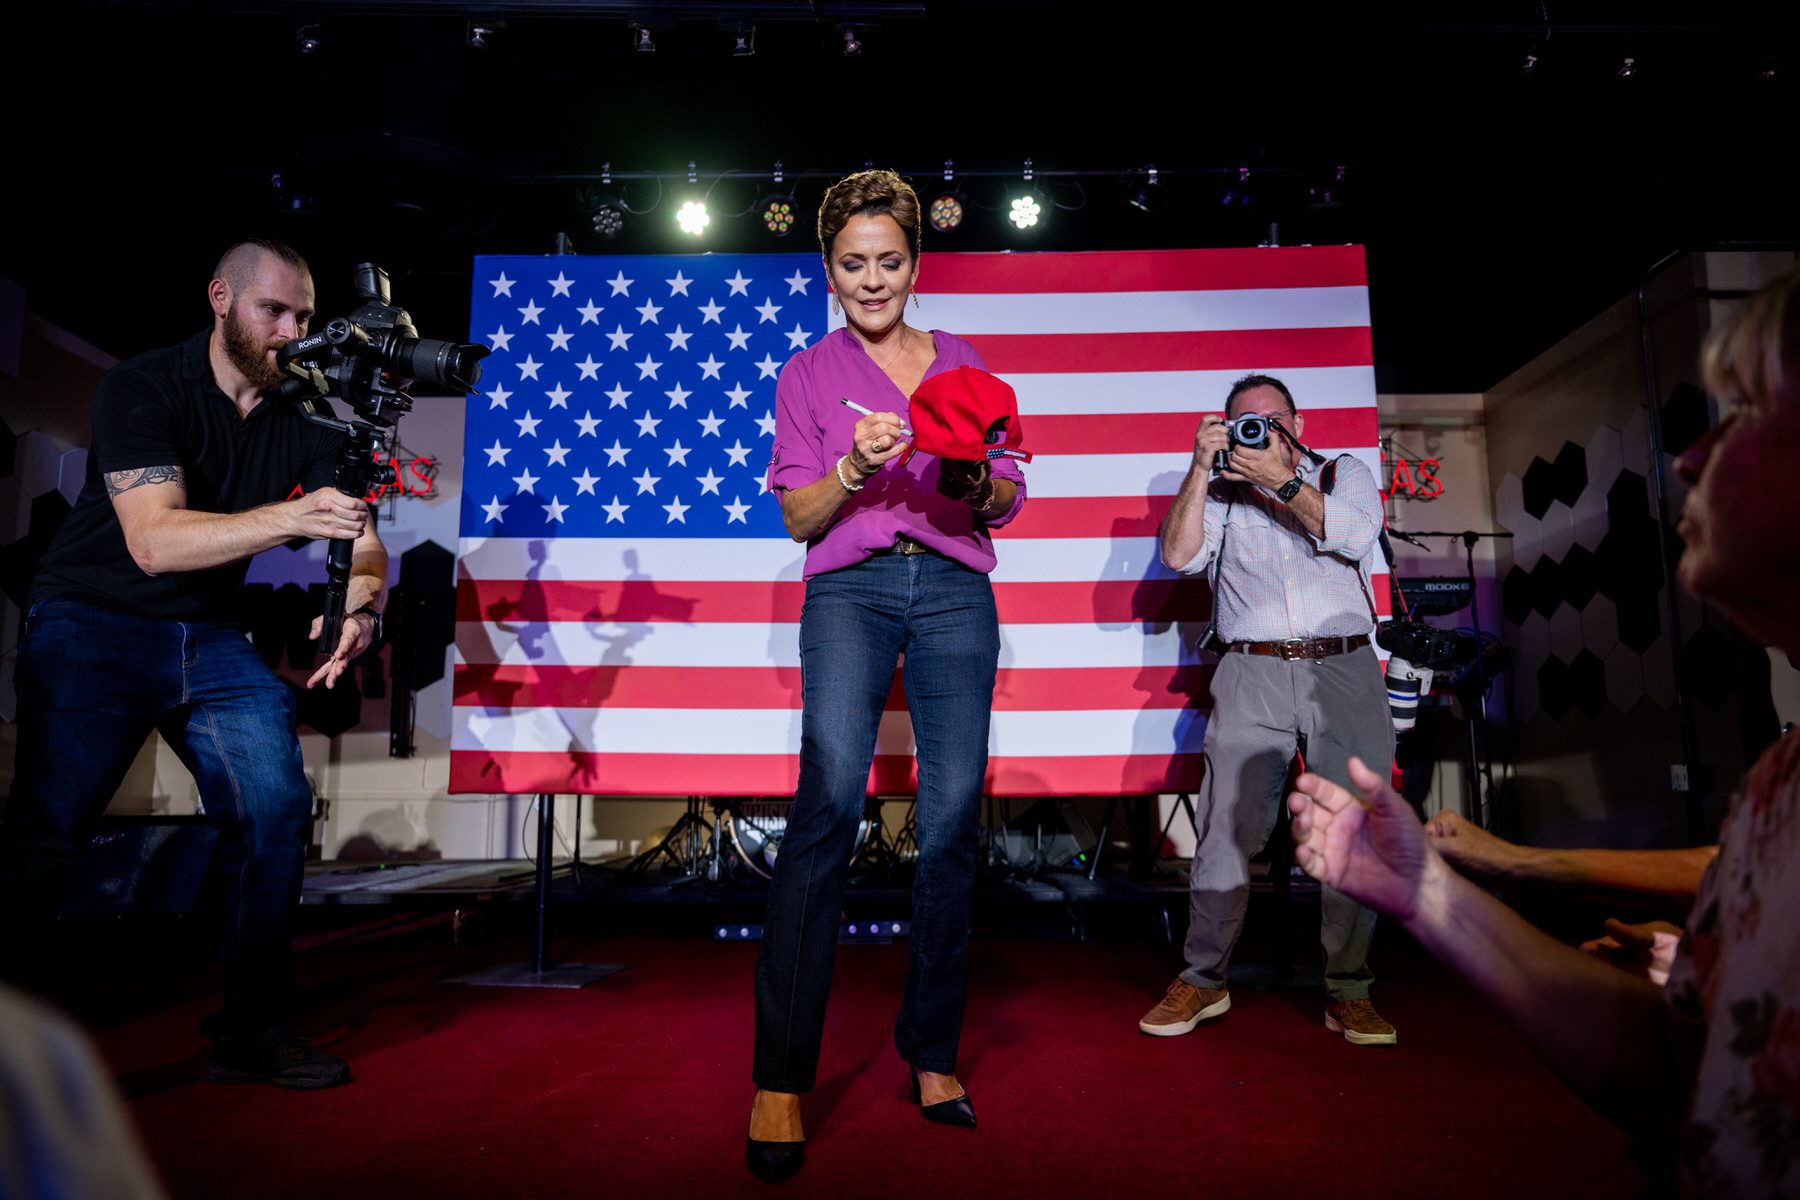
[871,326,910,372]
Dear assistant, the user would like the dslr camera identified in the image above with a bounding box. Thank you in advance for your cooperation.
[1213,413,1273,473]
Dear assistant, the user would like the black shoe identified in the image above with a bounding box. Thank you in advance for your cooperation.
[207,1031,350,1090]
[909,1068,976,1128]
[745,1137,805,1183]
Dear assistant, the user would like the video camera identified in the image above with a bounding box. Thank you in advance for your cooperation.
[274,263,487,659]
[1377,618,1470,732]
[277,263,485,424]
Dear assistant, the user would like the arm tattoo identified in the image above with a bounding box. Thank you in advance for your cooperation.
[104,465,186,496]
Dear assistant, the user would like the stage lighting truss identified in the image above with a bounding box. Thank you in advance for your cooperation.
[1126,165,1166,214]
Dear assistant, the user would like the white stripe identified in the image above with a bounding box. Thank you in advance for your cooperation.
[1010,367,1378,414]
[451,705,1204,758]
[453,618,1203,668]
[458,535,808,582]
[842,288,1369,335]
[457,535,1177,583]
[1023,446,1381,498]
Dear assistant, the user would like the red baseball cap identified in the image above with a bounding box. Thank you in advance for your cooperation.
[901,366,1033,465]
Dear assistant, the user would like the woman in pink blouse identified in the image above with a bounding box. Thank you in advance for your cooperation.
[745,170,1027,1183]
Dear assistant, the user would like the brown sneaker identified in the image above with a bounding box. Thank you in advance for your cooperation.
[1325,998,1397,1046]
[1138,979,1231,1036]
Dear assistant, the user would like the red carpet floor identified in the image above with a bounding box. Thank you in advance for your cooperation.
[75,914,1659,1200]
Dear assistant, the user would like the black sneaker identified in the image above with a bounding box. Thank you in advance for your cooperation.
[207,1032,351,1089]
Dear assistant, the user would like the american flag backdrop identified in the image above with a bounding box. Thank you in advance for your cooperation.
[451,247,1385,797]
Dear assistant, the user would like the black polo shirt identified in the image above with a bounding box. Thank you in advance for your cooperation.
[32,330,342,624]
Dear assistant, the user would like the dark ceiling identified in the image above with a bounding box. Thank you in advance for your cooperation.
[4,2,1794,394]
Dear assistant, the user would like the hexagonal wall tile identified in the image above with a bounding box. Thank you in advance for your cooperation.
[1510,652,1540,721]
[1501,566,1535,627]
[1550,441,1588,506]
[0,419,16,481]
[1549,601,1585,662]
[1539,500,1575,563]
[1571,485,1608,551]
[1605,644,1644,711]
[1617,591,1663,653]
[0,477,29,544]
[1619,406,1652,479]
[1538,656,1573,720]
[1640,633,1677,708]
[16,431,66,498]
[1680,623,1737,706]
[1529,557,1566,619]
[1514,609,1552,672]
[1584,425,1624,493]
[1522,457,1558,520]
[56,447,88,506]
[1568,649,1607,717]
[1582,594,1620,658]
[1560,544,1599,610]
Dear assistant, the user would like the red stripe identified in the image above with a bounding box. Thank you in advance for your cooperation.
[924,247,1368,294]
[453,664,1215,711]
[456,578,1214,625]
[450,750,1204,798]
[1023,408,1378,455]
[993,496,1170,539]
[967,328,1372,374]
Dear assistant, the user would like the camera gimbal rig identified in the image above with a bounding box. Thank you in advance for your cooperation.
[275,263,486,656]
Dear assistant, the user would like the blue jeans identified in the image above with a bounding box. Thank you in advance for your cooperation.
[0,599,314,1041]
[753,552,999,1092]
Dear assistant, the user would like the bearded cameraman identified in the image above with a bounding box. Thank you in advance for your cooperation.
[0,239,383,1089]
[1137,373,1398,1047]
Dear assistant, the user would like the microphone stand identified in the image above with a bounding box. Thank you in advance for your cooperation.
[1386,529,1513,830]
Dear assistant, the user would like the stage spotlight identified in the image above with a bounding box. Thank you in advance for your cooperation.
[759,194,797,237]
[1008,193,1042,231]
[632,23,655,53]
[1617,54,1636,77]
[677,200,711,236]
[733,24,755,56]
[1220,165,1253,208]
[295,24,321,54]
[842,25,863,56]
[1127,165,1165,213]
[588,193,626,239]
[930,192,965,233]
[1305,164,1348,209]
[467,22,494,49]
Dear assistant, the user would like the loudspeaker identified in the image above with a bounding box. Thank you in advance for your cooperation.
[59,817,219,916]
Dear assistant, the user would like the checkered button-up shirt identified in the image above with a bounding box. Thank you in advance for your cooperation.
[1174,454,1383,642]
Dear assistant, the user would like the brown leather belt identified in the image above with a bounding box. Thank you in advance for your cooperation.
[869,535,938,557]
[1226,634,1370,661]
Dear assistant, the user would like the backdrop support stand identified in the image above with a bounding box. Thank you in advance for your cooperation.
[449,793,627,989]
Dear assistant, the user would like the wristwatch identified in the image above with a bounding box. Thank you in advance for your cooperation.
[1275,475,1305,504]
[349,605,384,645]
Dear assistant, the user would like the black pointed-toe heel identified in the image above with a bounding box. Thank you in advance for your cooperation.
[909,1067,977,1128]
[746,1137,805,1184]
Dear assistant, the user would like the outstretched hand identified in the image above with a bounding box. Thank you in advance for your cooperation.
[1579,918,1683,986]
[1287,755,1443,924]
[1424,809,1530,882]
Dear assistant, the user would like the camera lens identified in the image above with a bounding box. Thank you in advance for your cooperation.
[390,336,488,393]
[1236,415,1269,447]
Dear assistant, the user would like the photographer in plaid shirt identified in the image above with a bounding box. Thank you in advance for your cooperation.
[1139,373,1398,1046]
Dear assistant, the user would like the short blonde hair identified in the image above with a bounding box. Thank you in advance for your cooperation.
[817,169,922,260]
[1701,265,1800,407]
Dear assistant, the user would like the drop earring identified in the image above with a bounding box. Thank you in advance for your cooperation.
[831,293,842,316]
[911,290,920,308]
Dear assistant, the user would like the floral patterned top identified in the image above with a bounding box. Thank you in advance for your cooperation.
[1666,729,1800,1197]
